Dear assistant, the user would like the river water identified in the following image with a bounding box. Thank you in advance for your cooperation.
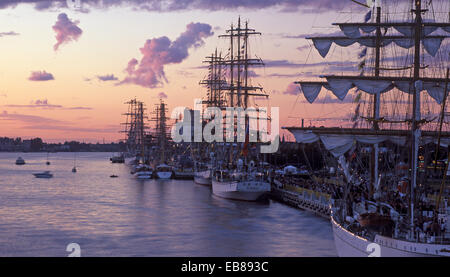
[0,152,336,257]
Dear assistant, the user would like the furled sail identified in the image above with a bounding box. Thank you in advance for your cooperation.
[297,77,450,104]
[335,22,450,37]
[310,35,447,57]
[287,128,450,157]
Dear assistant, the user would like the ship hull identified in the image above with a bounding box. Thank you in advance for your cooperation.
[174,171,194,180]
[212,180,270,201]
[194,170,211,186]
[135,171,153,179]
[156,171,173,179]
[194,176,212,186]
[331,215,449,257]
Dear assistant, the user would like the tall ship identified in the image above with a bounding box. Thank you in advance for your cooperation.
[286,0,450,256]
[121,98,153,179]
[151,99,173,179]
[121,98,149,162]
[193,49,226,186]
[209,17,271,201]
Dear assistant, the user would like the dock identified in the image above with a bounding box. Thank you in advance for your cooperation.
[270,179,331,219]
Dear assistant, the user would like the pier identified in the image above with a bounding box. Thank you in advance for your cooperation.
[270,179,331,219]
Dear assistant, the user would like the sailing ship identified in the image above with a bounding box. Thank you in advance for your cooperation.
[152,100,173,179]
[121,98,147,160]
[208,17,271,201]
[286,0,450,256]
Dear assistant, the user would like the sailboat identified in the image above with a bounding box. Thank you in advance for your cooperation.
[209,18,271,201]
[46,152,50,165]
[72,153,77,173]
[286,0,450,256]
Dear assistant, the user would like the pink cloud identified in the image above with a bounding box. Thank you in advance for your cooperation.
[158,92,168,99]
[28,71,54,81]
[52,13,83,51]
[119,22,213,89]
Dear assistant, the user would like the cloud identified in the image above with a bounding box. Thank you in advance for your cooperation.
[296,45,310,52]
[0,110,113,134]
[52,13,82,51]
[0,31,19,37]
[119,22,213,89]
[23,124,119,133]
[0,0,364,13]
[283,83,300,95]
[4,99,92,110]
[158,92,168,99]
[97,74,118,81]
[264,60,304,68]
[280,30,343,39]
[28,70,54,81]
[0,110,65,124]
[267,72,300,78]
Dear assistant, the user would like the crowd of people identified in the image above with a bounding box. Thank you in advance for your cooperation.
[273,168,448,241]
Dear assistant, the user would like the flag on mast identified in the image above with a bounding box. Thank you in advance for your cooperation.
[241,122,249,157]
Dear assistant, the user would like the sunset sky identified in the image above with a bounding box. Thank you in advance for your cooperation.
[0,0,448,143]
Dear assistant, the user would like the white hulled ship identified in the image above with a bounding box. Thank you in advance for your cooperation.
[286,0,450,256]
[207,18,271,201]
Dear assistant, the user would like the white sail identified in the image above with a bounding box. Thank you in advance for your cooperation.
[311,35,447,58]
[288,129,450,157]
[297,78,450,105]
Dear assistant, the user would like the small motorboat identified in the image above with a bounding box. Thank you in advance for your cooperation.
[110,154,125,163]
[72,167,77,173]
[15,157,26,165]
[33,171,53,178]
[110,175,118,178]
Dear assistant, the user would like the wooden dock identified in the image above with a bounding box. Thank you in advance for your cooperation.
[270,179,331,219]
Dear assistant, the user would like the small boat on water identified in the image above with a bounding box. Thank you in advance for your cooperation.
[33,171,53,178]
[15,157,25,165]
[72,167,77,173]
[110,153,125,163]
[155,164,173,179]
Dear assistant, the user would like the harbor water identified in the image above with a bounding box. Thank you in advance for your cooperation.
[0,152,336,257]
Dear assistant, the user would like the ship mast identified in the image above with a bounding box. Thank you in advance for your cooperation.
[150,100,169,164]
[121,98,147,157]
[408,0,425,239]
[287,0,450,240]
[370,4,382,197]
[218,17,267,165]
